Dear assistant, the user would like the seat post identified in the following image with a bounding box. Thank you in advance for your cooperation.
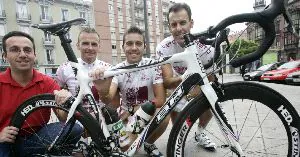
[58,33,78,63]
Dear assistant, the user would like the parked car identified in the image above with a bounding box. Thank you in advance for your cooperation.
[243,62,284,81]
[260,60,300,81]
[285,70,300,85]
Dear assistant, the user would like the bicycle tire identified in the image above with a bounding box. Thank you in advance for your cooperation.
[167,81,300,157]
[9,94,107,157]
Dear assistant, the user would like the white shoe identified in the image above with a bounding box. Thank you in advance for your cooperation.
[195,132,216,151]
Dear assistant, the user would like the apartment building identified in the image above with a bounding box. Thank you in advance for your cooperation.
[93,0,174,65]
[0,0,94,76]
[247,0,300,62]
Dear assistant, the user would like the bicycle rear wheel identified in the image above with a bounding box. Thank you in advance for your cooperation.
[167,81,300,157]
[10,94,107,157]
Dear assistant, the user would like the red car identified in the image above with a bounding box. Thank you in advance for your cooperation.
[260,60,300,81]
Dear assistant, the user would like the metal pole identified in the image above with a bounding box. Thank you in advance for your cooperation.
[143,0,151,58]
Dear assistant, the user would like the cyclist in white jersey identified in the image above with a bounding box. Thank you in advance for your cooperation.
[55,28,115,142]
[156,3,216,151]
[56,28,112,100]
[92,26,168,157]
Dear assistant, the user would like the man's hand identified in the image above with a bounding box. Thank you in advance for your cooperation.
[0,126,19,143]
[89,68,112,95]
[54,89,72,105]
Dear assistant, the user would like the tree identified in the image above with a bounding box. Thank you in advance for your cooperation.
[228,39,258,58]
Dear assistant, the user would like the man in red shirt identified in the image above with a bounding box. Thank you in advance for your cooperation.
[0,31,82,156]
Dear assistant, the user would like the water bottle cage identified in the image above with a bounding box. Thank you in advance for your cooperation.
[127,106,135,116]
[130,116,148,134]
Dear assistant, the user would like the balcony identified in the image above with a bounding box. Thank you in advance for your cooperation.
[16,12,31,24]
[253,0,266,8]
[0,10,6,20]
[134,2,144,9]
[40,15,53,24]
[43,38,55,46]
[47,59,55,64]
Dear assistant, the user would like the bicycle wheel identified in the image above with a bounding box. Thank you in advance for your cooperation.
[167,81,300,157]
[10,94,107,157]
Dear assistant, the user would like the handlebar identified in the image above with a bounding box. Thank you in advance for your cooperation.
[186,28,230,69]
[191,0,294,68]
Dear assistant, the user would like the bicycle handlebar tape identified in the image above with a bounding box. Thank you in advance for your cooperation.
[126,101,156,134]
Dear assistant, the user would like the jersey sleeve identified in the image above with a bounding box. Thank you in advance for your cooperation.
[112,75,119,86]
[152,66,163,84]
[155,43,165,58]
[55,62,70,87]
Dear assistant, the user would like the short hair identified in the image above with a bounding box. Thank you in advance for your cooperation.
[122,26,145,47]
[77,27,100,43]
[167,3,192,23]
[2,31,36,54]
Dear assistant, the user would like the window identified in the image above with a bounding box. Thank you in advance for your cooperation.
[41,5,49,20]
[17,2,28,18]
[46,49,54,64]
[61,9,68,21]
[112,45,116,49]
[44,32,51,41]
[80,11,88,24]
[20,26,30,34]
[109,4,113,10]
[45,68,57,76]
[80,11,86,19]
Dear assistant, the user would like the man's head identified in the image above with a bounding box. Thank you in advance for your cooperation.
[122,26,145,64]
[2,31,36,72]
[168,3,194,47]
[77,27,101,64]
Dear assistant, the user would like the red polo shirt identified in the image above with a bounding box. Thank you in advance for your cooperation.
[0,68,60,132]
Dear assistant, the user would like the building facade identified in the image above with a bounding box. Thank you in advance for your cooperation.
[247,0,300,63]
[0,0,94,75]
[93,0,174,65]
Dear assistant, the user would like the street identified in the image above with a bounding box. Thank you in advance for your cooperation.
[136,73,300,156]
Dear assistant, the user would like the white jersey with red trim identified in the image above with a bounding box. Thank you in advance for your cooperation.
[156,35,215,75]
[112,58,163,108]
[55,58,111,96]
[156,36,215,112]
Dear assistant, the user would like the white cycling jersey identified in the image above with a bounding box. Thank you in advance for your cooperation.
[55,58,111,96]
[156,36,215,112]
[112,58,163,109]
[156,35,215,75]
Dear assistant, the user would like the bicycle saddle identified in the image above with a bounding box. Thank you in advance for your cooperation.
[31,18,86,35]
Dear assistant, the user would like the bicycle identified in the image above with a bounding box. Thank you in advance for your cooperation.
[9,0,300,156]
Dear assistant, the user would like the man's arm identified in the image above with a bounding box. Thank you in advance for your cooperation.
[98,82,119,109]
[152,83,166,108]
[161,64,182,89]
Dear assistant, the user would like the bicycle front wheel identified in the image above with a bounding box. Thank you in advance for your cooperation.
[10,94,107,157]
[167,81,300,157]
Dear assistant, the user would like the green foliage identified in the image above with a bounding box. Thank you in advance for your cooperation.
[228,39,258,57]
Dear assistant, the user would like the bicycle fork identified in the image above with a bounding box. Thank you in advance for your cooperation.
[202,83,245,157]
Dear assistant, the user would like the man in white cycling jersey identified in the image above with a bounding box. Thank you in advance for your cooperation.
[55,28,117,141]
[56,27,111,97]
[91,26,168,157]
[156,3,216,151]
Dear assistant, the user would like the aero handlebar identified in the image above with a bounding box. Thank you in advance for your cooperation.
[192,0,292,67]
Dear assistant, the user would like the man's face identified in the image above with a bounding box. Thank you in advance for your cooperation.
[123,33,145,64]
[77,32,100,64]
[4,36,36,72]
[169,9,194,47]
